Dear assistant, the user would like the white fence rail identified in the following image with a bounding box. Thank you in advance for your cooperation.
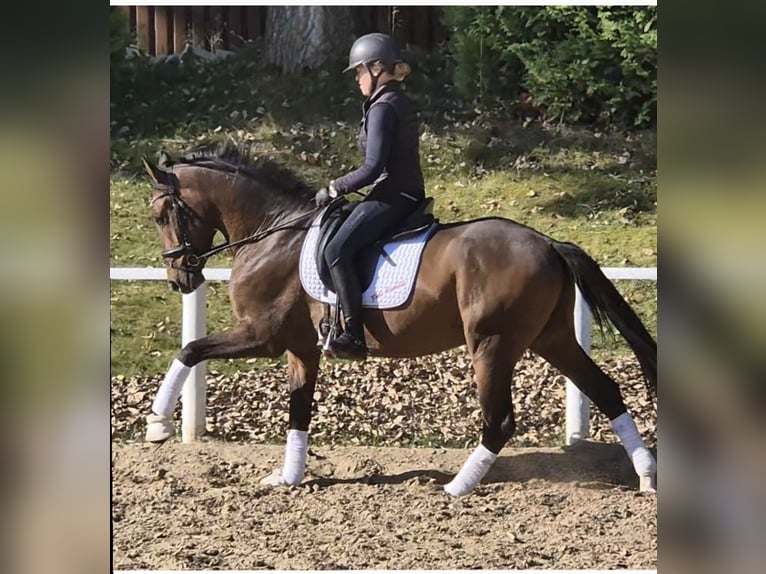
[110,266,657,444]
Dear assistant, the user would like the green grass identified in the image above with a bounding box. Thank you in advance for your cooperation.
[110,49,656,377]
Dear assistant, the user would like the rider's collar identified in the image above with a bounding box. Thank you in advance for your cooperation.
[363,81,400,111]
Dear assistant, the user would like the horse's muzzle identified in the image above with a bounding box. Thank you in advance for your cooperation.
[167,270,205,294]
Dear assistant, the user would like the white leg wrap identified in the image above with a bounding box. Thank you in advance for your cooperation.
[151,359,191,417]
[611,412,656,484]
[280,429,309,485]
[444,444,498,497]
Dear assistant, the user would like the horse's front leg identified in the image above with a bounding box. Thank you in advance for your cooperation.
[145,321,283,442]
[260,350,319,486]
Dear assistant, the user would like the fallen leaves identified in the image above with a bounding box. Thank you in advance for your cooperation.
[111,350,656,449]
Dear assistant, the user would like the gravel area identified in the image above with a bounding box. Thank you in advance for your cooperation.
[112,349,657,571]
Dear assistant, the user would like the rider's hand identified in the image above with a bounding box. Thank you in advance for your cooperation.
[316,182,339,208]
[315,187,332,208]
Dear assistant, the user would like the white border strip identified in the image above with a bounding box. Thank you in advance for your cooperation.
[109,267,655,282]
[110,267,232,281]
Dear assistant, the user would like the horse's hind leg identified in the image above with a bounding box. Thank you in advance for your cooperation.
[531,298,657,492]
[444,335,522,497]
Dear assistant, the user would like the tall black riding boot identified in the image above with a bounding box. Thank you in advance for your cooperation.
[327,261,368,360]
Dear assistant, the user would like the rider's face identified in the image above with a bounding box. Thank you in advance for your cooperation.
[355,65,374,97]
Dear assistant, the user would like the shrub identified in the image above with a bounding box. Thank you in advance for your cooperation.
[441,6,656,128]
[110,8,134,79]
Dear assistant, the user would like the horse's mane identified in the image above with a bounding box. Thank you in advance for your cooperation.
[172,141,316,210]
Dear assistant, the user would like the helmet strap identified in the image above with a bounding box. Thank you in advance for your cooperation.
[366,63,383,94]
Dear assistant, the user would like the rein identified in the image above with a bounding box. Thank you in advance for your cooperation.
[196,209,320,262]
[196,192,364,263]
[152,160,323,272]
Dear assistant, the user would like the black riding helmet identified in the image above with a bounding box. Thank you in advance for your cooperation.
[344,33,403,93]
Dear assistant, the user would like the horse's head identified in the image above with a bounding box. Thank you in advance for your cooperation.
[142,156,216,294]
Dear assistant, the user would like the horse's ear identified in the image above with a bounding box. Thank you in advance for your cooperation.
[142,156,168,186]
[158,149,173,168]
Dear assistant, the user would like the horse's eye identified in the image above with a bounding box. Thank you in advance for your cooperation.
[155,214,169,226]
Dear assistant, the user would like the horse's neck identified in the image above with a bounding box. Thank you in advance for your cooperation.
[218,197,313,264]
[225,204,313,248]
[212,193,256,244]
[209,181,281,243]
[182,165,313,256]
[232,222,307,273]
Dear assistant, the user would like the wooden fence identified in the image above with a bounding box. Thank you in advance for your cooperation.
[115,6,446,56]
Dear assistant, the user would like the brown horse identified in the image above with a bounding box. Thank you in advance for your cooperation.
[140,145,657,496]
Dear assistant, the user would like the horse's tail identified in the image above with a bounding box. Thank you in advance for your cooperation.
[548,240,657,400]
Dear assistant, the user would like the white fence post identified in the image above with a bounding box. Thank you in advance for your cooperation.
[181,283,207,442]
[566,287,592,445]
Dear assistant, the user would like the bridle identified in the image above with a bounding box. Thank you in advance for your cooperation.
[150,165,323,273]
[150,175,207,274]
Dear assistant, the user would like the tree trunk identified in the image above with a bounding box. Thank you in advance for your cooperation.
[264,6,357,74]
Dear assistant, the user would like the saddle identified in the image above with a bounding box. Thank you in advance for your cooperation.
[314,196,436,294]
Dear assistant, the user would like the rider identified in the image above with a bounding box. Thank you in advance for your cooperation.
[315,32,425,360]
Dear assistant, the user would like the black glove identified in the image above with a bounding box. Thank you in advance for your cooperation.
[315,187,332,208]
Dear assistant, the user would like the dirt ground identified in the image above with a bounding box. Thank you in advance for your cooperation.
[112,439,656,570]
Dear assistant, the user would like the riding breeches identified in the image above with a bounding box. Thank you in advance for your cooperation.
[323,197,416,331]
[324,198,415,269]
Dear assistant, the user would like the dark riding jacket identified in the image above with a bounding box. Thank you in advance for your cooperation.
[333,81,425,204]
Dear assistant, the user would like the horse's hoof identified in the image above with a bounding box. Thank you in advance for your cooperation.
[145,413,175,443]
[443,482,470,497]
[639,474,657,493]
[260,469,288,486]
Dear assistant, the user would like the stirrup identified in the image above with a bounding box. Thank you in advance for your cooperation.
[326,332,368,360]
[145,413,175,443]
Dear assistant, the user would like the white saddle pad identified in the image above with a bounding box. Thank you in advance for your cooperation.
[299,210,437,309]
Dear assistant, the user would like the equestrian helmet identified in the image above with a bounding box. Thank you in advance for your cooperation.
[344,33,403,73]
